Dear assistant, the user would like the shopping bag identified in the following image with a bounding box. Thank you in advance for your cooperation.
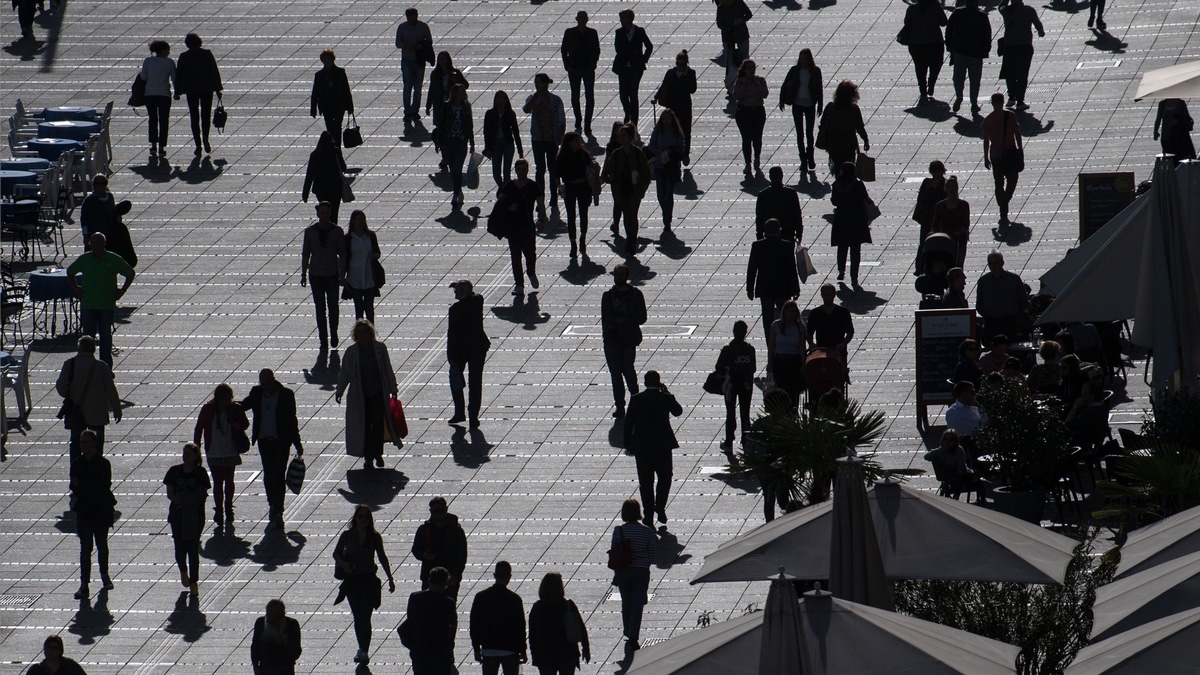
[285,455,306,494]
[465,152,484,190]
[856,153,876,182]
[796,246,818,283]
[382,396,408,443]
[342,113,363,148]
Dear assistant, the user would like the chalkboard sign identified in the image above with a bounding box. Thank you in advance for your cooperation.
[1079,172,1136,241]
[915,308,977,429]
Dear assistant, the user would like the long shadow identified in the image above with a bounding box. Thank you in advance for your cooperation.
[904,101,955,123]
[655,233,692,261]
[679,169,705,200]
[450,427,492,468]
[435,207,479,233]
[250,529,307,572]
[54,511,76,534]
[1016,112,1055,137]
[34,0,63,71]
[838,284,888,314]
[303,350,339,390]
[559,256,606,285]
[67,590,113,644]
[951,114,985,139]
[808,0,837,7]
[401,122,432,147]
[707,466,763,492]
[428,169,454,193]
[163,592,210,643]
[201,529,250,566]
[991,220,1033,245]
[653,529,690,569]
[622,254,657,285]
[1042,0,1089,13]
[491,291,550,330]
[3,37,46,62]
[1085,29,1128,54]
[127,155,175,184]
[172,156,227,184]
[764,0,804,8]
[795,172,830,200]
[739,170,769,195]
[337,467,409,506]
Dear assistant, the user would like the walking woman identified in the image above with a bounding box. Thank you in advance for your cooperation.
[341,210,382,325]
[437,83,475,207]
[174,33,222,156]
[310,49,354,146]
[647,109,687,237]
[818,81,870,173]
[301,131,348,223]
[163,442,210,598]
[557,131,595,258]
[141,40,176,157]
[71,429,115,599]
[529,572,591,675]
[498,158,544,294]
[333,505,396,665]
[903,0,948,103]
[426,51,469,152]
[912,160,947,274]
[830,161,873,286]
[611,498,655,655]
[601,124,651,255]
[931,175,970,268]
[779,48,823,171]
[768,302,807,412]
[250,599,303,675]
[482,90,524,186]
[654,51,698,159]
[193,383,248,532]
[1153,98,1197,164]
[732,60,769,177]
[336,320,399,470]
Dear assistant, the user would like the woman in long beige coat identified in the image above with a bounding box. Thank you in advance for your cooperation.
[335,320,399,469]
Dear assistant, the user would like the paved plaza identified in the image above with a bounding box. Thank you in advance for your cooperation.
[2,0,1196,671]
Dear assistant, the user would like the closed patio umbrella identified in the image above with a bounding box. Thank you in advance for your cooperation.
[1134,60,1200,101]
[1091,550,1200,641]
[759,569,803,675]
[1115,503,1200,579]
[1065,607,1200,674]
[829,455,892,609]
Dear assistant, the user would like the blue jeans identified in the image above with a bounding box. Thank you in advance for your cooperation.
[615,567,650,643]
[443,138,468,193]
[491,137,515,186]
[401,59,425,118]
[81,309,115,368]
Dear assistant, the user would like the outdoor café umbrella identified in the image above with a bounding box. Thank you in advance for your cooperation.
[1090,549,1200,641]
[1114,503,1200,579]
[759,569,803,675]
[1065,606,1200,674]
[829,455,892,609]
[1134,60,1200,101]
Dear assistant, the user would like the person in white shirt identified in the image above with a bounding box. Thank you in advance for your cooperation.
[141,40,177,157]
[945,380,986,438]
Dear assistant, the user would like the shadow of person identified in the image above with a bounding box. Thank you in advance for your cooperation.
[739,172,769,195]
[127,155,174,183]
[67,589,113,645]
[491,292,550,329]
[1015,112,1055,137]
[435,208,478,233]
[838,285,888,313]
[202,529,251,567]
[764,0,804,9]
[250,528,307,571]
[401,121,432,146]
[1085,29,1128,53]
[992,220,1033,245]
[337,467,409,506]
[655,233,692,261]
[54,511,76,534]
[427,169,455,193]
[172,156,227,184]
[355,664,375,675]
[795,173,831,199]
[303,350,339,389]
[622,255,657,285]
[451,426,493,468]
[1042,0,1089,13]
[164,591,211,643]
[653,529,691,569]
[559,256,607,285]
[904,101,955,123]
[3,37,46,61]
[951,115,985,139]
[679,169,705,200]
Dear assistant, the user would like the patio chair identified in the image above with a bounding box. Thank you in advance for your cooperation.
[2,348,32,424]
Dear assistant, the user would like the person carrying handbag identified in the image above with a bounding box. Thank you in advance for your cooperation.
[610,499,655,655]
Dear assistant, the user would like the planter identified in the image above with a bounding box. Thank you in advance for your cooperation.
[991,486,1047,524]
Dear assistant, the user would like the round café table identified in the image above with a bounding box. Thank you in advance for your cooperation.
[0,170,39,197]
[37,120,101,142]
[0,199,39,225]
[27,137,83,160]
[0,157,51,172]
[28,268,80,337]
[42,106,98,122]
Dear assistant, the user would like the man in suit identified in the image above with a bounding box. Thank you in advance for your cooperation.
[310,48,354,146]
[623,371,683,527]
[602,264,647,417]
[561,10,601,135]
[612,9,653,124]
[240,368,303,530]
[447,280,490,428]
[746,218,801,343]
[405,567,457,675]
[755,167,803,242]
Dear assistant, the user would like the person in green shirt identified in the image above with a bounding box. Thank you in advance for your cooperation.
[67,232,135,368]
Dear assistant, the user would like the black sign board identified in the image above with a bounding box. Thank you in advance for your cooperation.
[915,308,977,429]
[1079,172,1136,241]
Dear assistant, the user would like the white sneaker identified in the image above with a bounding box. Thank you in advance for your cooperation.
[354,649,368,663]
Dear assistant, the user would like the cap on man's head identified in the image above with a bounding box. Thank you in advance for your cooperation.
[449,279,473,292]
[535,72,553,84]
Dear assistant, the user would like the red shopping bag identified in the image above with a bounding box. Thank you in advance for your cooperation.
[382,396,408,442]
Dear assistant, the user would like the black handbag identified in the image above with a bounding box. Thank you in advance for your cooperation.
[212,93,227,133]
[233,428,251,454]
[128,74,146,107]
[703,371,726,395]
[486,194,514,239]
[371,259,386,289]
[996,37,1006,57]
[342,113,363,148]
[896,25,911,46]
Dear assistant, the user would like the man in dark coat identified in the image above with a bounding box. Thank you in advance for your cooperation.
[612,9,653,124]
[945,0,992,114]
[623,370,683,527]
[561,10,601,135]
[412,497,469,601]
[310,49,354,146]
[469,561,527,674]
[250,599,302,675]
[601,264,647,417]
[747,218,801,343]
[447,279,490,428]
[755,167,803,242]
[406,567,457,675]
[239,368,303,530]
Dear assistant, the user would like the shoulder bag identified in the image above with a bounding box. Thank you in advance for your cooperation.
[796,246,818,283]
[128,74,146,107]
[212,93,227,132]
[606,525,633,571]
[896,24,911,46]
[285,455,306,494]
[342,112,363,148]
[564,600,585,644]
[342,177,356,203]
[863,195,882,224]
[703,371,726,396]
[856,153,876,182]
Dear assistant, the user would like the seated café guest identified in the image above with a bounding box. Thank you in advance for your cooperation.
[1059,354,1088,403]
[1065,382,1109,446]
[945,380,986,438]
[1001,356,1026,385]
[1054,330,1076,359]
[1027,340,1061,396]
[924,428,980,498]
[942,267,968,309]
[976,334,1010,375]
[952,339,983,388]
[1062,322,1101,358]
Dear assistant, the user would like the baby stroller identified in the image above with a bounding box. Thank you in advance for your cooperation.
[914,232,956,308]
[804,347,848,405]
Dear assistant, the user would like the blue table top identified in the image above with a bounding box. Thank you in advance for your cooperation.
[26,137,82,160]
[42,106,98,122]
[28,268,77,302]
[0,170,37,180]
[37,120,100,141]
[0,157,51,171]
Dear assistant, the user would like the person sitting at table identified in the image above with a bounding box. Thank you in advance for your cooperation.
[945,380,986,438]
[66,233,136,369]
[1065,381,1109,448]
[976,334,1010,375]
[952,338,983,388]
[1027,340,1061,397]
[925,428,981,500]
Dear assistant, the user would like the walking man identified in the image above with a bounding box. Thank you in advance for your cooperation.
[612,9,653,124]
[624,371,683,527]
[747,219,801,344]
[561,11,601,135]
[239,368,303,530]
[405,567,457,675]
[602,264,647,417]
[396,7,435,125]
[412,497,469,601]
[998,0,1044,110]
[56,336,122,465]
[67,233,135,368]
[469,561,527,675]
[447,280,490,428]
[945,0,992,114]
[982,92,1025,226]
[310,48,354,145]
[523,73,567,215]
[976,251,1029,343]
[755,167,803,242]
[300,202,345,351]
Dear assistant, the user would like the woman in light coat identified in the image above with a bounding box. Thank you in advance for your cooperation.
[336,320,399,470]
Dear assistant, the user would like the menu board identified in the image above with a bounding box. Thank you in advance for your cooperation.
[1079,172,1136,241]
[915,309,977,429]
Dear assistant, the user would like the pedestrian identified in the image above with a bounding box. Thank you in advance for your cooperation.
[26,636,87,675]
[998,0,1045,110]
[732,60,769,177]
[396,7,435,125]
[610,498,655,655]
[446,280,491,427]
[975,251,1028,343]
[654,51,698,159]
[931,175,970,268]
[528,572,591,675]
[912,160,947,274]
[404,566,456,674]
[755,167,803,243]
[768,301,808,411]
[341,209,382,325]
[301,132,348,223]
[716,0,753,87]
[309,49,354,146]
[13,0,36,41]
[193,383,248,532]
[426,51,468,150]
[1087,0,1107,30]
[411,496,469,600]
[66,234,135,369]
[817,81,870,175]
[779,49,824,170]
[436,84,475,208]
[55,336,122,465]
[561,11,601,135]
[902,0,947,105]
[524,73,566,215]
[612,9,653,124]
[829,161,874,286]
[336,320,399,469]
[70,429,115,600]
[716,320,756,450]
[747,218,801,344]
[556,132,595,258]
[239,369,303,531]
[482,91,524,186]
[79,175,123,245]
[646,108,687,237]
[624,370,683,526]
[602,264,647,417]
[1153,98,1197,164]
[250,599,302,675]
[299,200,346,350]
[334,505,396,666]
[601,123,652,254]
[174,33,223,156]
[141,40,176,157]
[945,0,992,114]
[163,442,210,598]
[982,92,1024,226]
[469,561,527,675]
[807,283,855,362]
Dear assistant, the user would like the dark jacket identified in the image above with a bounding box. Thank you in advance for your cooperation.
[755,184,803,242]
[342,230,382,295]
[469,584,527,655]
[250,615,302,675]
[301,143,347,202]
[623,387,683,454]
[715,0,753,43]
[903,1,948,47]
[192,401,249,450]
[427,67,469,112]
[747,236,801,299]
[412,514,468,583]
[561,25,601,71]
[482,107,524,157]
[239,384,302,450]
[71,453,115,529]
[945,6,992,58]
[913,176,947,227]
[447,293,490,363]
[779,65,823,111]
[655,67,697,115]
[405,589,457,662]
[80,192,117,241]
[716,340,757,386]
[601,144,652,201]
[310,65,353,117]
[600,285,647,346]
[175,47,222,96]
[529,598,589,668]
[830,178,873,246]
[612,25,653,74]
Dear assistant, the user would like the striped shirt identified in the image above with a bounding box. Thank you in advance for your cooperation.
[611,522,656,568]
